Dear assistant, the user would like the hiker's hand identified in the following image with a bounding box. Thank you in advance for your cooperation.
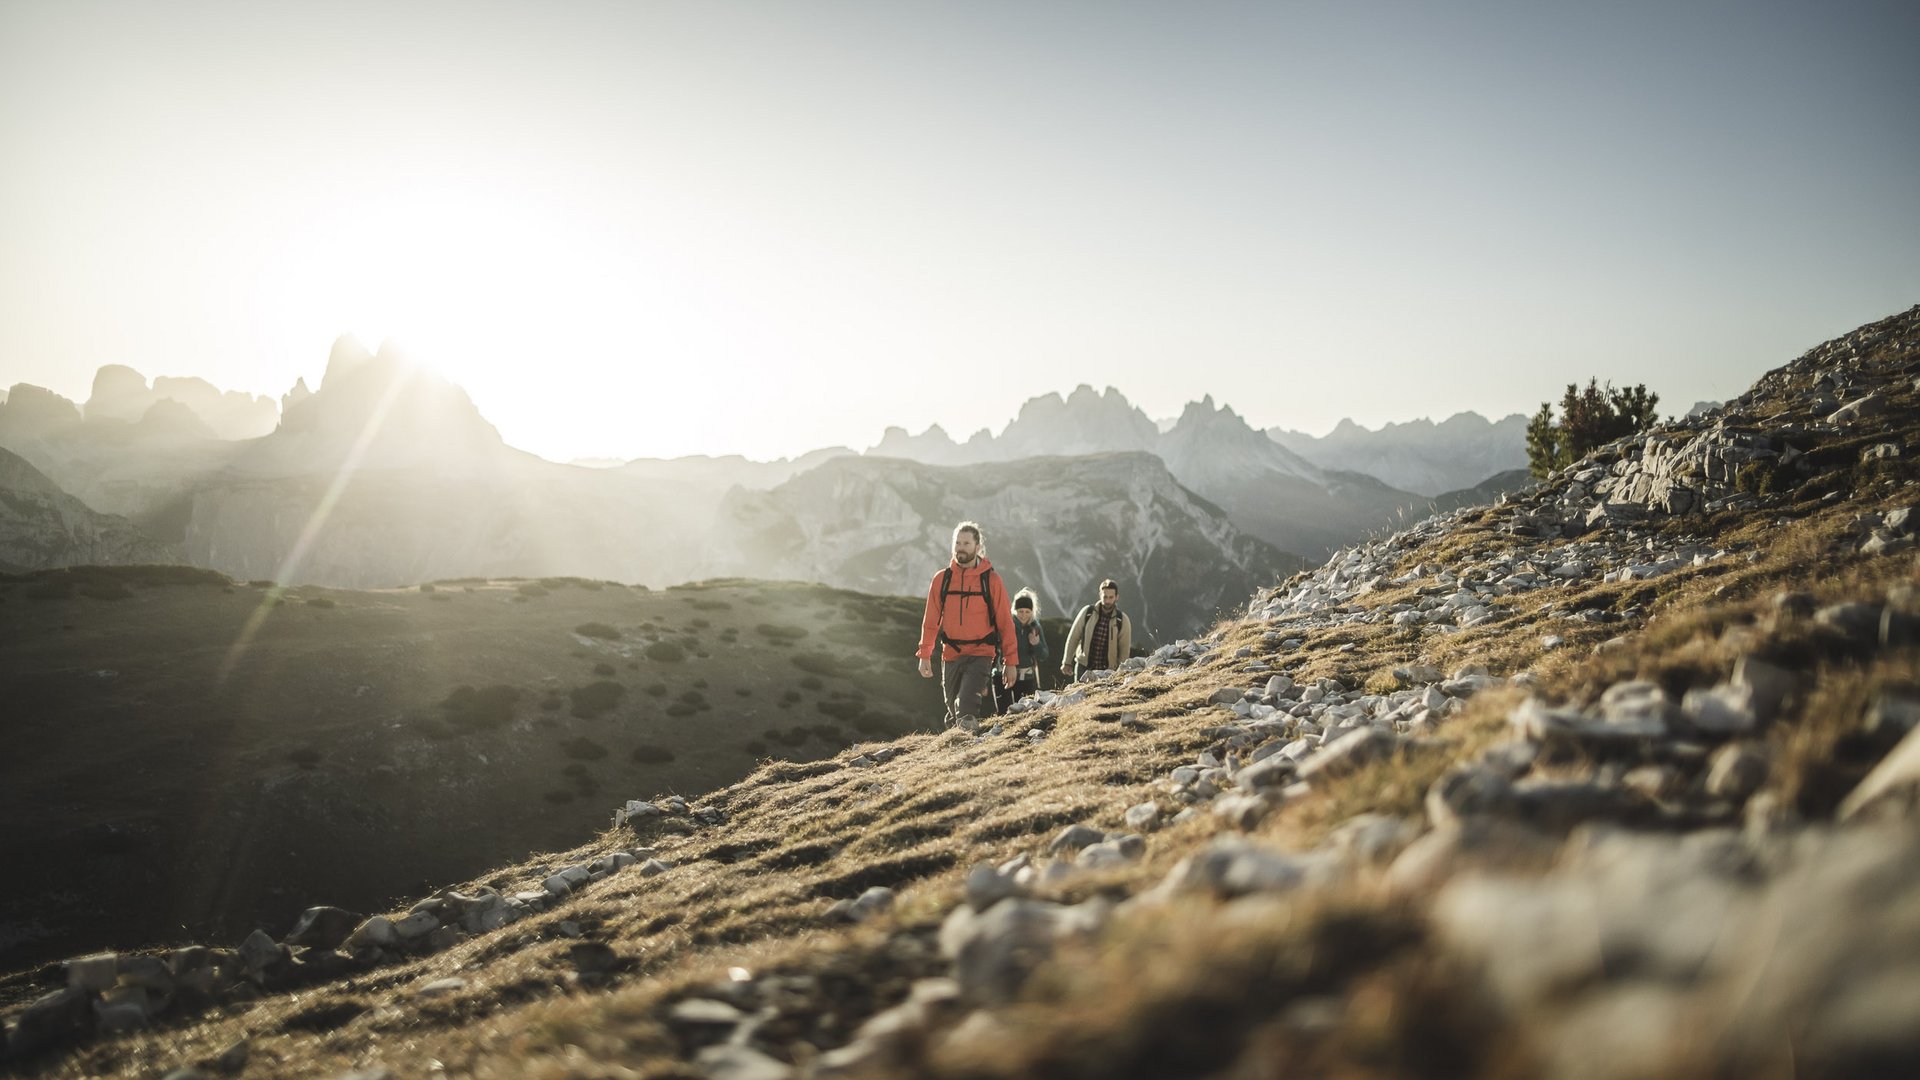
[918,657,932,678]
[1059,665,1069,676]
[1003,667,1017,688]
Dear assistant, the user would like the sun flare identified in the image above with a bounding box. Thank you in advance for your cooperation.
[250,184,645,393]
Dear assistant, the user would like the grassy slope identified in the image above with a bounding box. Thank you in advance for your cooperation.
[6,309,1920,1078]
[0,574,999,972]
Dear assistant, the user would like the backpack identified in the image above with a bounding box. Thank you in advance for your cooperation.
[935,564,1005,657]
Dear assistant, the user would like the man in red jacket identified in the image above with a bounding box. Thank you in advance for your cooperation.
[917,520,1017,731]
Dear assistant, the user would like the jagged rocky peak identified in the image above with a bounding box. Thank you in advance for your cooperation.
[0,382,84,436]
[82,364,278,438]
[868,422,964,463]
[278,337,502,455]
[322,334,377,390]
[282,376,312,415]
[85,364,152,421]
[136,398,217,439]
[1165,393,1274,448]
[995,384,1159,458]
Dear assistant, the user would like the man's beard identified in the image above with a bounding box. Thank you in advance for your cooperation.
[954,552,977,566]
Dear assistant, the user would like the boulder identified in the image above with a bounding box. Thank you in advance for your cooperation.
[284,906,364,950]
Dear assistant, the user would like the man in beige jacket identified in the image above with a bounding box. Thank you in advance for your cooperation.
[1060,578,1131,681]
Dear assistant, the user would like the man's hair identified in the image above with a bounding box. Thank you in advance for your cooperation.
[953,521,983,546]
[1013,587,1039,615]
[1099,578,1119,593]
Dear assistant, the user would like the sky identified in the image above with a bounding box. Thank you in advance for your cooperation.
[1,1,1916,463]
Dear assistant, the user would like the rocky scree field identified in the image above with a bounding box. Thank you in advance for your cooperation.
[0,576,945,973]
[4,305,1920,1078]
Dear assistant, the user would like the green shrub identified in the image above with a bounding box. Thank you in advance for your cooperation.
[756,623,809,642]
[816,699,864,722]
[645,641,686,662]
[516,583,548,598]
[561,736,608,761]
[799,676,824,691]
[306,596,336,608]
[790,652,844,677]
[1526,379,1661,478]
[645,682,669,698]
[568,681,626,719]
[593,662,617,677]
[441,684,522,731]
[631,744,676,765]
[574,622,622,640]
[666,702,697,717]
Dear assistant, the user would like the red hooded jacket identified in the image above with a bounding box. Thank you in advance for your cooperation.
[916,556,1013,662]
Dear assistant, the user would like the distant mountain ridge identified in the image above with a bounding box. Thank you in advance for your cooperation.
[858,385,1436,558]
[0,350,1527,638]
[0,446,177,571]
[1267,411,1530,496]
[700,450,1302,645]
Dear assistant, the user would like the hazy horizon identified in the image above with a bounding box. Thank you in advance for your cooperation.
[3,1,1916,462]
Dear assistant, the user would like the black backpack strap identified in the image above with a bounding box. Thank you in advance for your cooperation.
[935,564,1003,653]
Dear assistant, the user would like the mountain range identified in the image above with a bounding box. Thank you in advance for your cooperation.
[1267,411,1530,495]
[1,346,1531,641]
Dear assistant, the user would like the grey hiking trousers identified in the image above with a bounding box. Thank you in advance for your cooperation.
[941,654,995,727]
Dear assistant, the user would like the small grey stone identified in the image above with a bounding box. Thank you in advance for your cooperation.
[1123,801,1161,831]
[668,997,746,1026]
[64,952,118,992]
[344,916,396,950]
[94,999,150,1033]
[1297,728,1396,784]
[392,911,440,941]
[1772,590,1816,617]
[1732,655,1795,724]
[284,906,364,950]
[1816,602,1883,640]
[238,929,285,970]
[1683,684,1759,736]
[695,1044,795,1080]
[1047,824,1108,855]
[1211,792,1270,829]
[850,886,895,920]
[1704,743,1770,801]
[1235,753,1297,790]
[939,899,1106,1003]
[1426,765,1515,826]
